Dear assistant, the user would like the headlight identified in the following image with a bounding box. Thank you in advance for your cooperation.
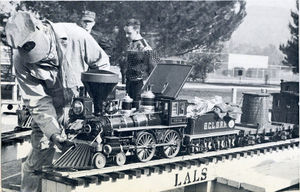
[228,119,235,128]
[72,100,84,115]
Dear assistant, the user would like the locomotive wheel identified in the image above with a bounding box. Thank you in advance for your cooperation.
[162,130,181,158]
[92,153,106,169]
[135,131,156,162]
[115,152,126,166]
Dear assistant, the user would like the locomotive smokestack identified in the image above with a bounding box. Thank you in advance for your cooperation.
[81,69,119,114]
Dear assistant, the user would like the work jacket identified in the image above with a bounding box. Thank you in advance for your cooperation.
[14,21,110,139]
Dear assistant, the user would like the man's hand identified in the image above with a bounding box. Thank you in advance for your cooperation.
[51,133,74,151]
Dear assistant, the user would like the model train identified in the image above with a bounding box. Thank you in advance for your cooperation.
[54,64,298,169]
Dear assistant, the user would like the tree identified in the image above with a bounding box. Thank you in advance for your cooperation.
[280,0,299,73]
[13,1,246,81]
[187,44,223,82]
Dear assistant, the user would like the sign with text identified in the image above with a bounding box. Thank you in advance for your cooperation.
[174,167,209,187]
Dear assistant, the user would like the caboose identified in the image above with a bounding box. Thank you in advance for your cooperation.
[271,80,299,124]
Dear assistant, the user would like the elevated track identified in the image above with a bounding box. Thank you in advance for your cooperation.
[37,138,299,192]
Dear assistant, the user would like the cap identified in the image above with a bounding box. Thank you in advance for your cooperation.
[5,11,50,63]
[81,11,96,22]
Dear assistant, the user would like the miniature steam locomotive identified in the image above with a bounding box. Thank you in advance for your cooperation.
[54,64,298,170]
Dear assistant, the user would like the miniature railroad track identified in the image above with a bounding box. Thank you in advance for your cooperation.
[1,129,32,146]
[39,138,299,188]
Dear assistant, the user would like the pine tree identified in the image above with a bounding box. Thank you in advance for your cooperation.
[280,0,299,73]
[16,1,247,81]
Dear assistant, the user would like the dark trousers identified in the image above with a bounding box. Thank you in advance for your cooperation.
[126,79,143,108]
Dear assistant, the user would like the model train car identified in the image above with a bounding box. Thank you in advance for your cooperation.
[53,64,297,169]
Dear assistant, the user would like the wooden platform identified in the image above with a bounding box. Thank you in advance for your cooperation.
[1,129,32,163]
[40,138,299,192]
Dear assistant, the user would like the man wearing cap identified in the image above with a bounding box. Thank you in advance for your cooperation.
[5,11,110,192]
[79,10,112,56]
[124,18,160,107]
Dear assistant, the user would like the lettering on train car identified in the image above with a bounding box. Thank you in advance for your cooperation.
[203,121,227,130]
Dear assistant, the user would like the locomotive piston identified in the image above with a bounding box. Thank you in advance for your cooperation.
[103,137,122,155]
[103,143,122,155]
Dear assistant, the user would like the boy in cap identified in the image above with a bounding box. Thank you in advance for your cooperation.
[79,10,113,56]
[5,11,110,192]
[124,18,160,107]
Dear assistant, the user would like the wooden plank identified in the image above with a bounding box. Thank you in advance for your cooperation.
[217,156,226,162]
[96,174,110,182]
[107,171,125,179]
[227,179,241,189]
[269,147,273,153]
[274,146,280,152]
[242,151,248,158]
[173,163,183,170]
[181,161,191,168]
[124,169,142,178]
[149,166,160,173]
[141,168,150,176]
[247,151,254,157]
[236,153,241,159]
[189,159,198,166]
[80,176,98,187]
[198,158,209,165]
[241,183,265,192]
[168,163,177,169]
[292,143,298,148]
[162,164,174,172]
[191,159,201,167]
[255,150,261,156]
[206,156,217,163]
[216,177,227,185]
[226,154,233,161]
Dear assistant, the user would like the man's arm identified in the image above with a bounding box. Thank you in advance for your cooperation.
[140,39,159,76]
[83,32,110,70]
[91,31,113,56]
[14,60,61,139]
[144,50,160,76]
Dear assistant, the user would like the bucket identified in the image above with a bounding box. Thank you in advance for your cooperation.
[241,92,270,128]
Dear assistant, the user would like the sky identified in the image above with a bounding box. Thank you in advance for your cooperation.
[246,0,296,9]
[230,0,297,48]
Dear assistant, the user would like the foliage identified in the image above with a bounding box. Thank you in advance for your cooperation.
[4,1,246,81]
[280,0,299,73]
[187,45,223,82]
